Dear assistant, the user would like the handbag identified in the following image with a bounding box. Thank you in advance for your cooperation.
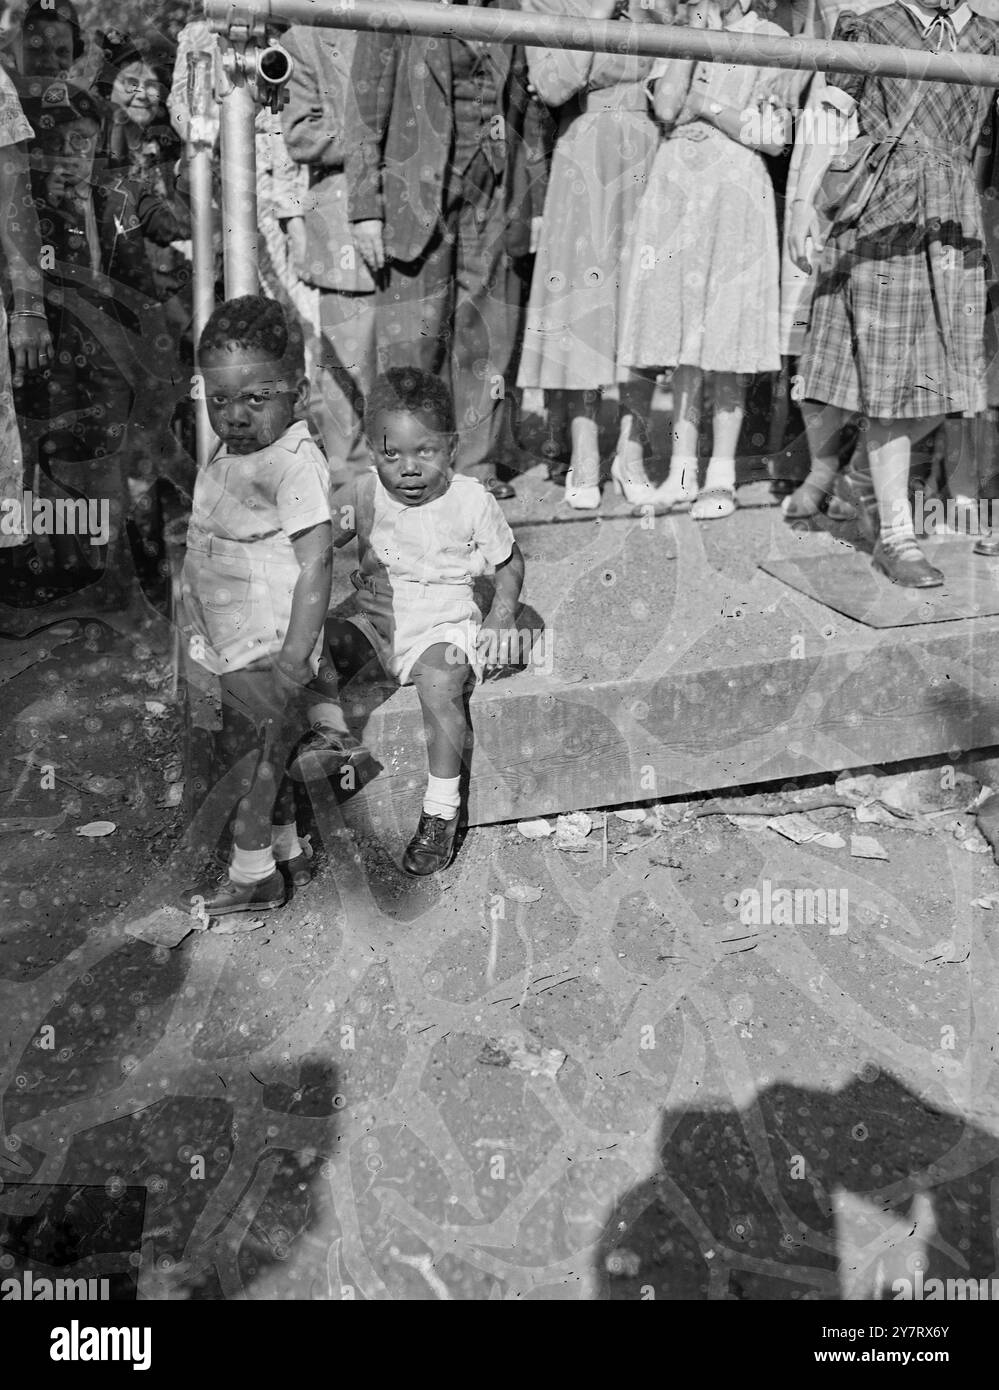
[816,83,924,228]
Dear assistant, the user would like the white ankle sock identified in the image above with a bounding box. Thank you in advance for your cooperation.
[229,845,277,886]
[703,456,736,494]
[880,496,916,542]
[423,774,461,820]
[307,701,348,733]
[271,823,302,863]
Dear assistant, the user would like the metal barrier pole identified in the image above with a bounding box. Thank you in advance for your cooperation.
[218,43,260,299]
[186,50,217,469]
[205,0,999,87]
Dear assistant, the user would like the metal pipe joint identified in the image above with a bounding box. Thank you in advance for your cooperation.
[220,39,294,114]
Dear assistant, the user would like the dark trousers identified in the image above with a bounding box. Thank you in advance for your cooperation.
[377,168,527,476]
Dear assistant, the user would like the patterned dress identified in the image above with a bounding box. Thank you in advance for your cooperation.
[516,0,657,391]
[617,12,790,376]
[0,68,33,548]
[799,3,999,418]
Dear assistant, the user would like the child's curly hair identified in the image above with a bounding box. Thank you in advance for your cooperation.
[363,367,456,438]
[198,295,304,372]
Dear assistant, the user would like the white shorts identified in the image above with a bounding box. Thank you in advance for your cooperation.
[348,581,482,686]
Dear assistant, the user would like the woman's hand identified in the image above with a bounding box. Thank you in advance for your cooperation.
[788,199,818,274]
[352,219,386,275]
[9,313,53,389]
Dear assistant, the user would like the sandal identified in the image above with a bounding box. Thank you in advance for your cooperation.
[781,481,828,519]
[690,487,736,521]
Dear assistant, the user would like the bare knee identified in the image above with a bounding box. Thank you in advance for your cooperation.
[411,647,472,703]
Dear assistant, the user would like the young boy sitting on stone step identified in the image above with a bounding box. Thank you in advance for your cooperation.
[300,366,525,875]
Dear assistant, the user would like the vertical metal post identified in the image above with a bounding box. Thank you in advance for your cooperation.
[218,44,260,299]
[186,49,217,470]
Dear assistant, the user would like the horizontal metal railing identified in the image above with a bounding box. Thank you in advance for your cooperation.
[206,0,999,87]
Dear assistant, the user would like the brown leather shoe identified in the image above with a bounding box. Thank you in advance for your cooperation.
[871,536,944,588]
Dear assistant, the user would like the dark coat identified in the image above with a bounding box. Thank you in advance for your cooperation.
[281,24,375,293]
[345,1,549,265]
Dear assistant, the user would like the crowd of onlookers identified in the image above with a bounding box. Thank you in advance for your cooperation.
[2,0,999,614]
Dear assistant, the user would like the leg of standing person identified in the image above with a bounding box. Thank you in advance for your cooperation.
[377,224,455,382]
[449,177,520,493]
[200,669,299,917]
[653,363,701,510]
[562,387,602,508]
[784,397,851,519]
[867,415,945,587]
[315,288,377,484]
[690,370,744,521]
[612,373,658,503]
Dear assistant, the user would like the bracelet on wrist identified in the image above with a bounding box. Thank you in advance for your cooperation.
[10,309,48,320]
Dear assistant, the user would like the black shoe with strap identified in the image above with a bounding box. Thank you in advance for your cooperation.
[402,810,460,876]
[871,534,944,589]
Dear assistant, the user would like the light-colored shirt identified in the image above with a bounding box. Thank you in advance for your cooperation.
[183,420,332,674]
[353,472,515,594]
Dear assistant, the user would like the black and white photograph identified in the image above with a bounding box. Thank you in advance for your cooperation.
[2,0,999,1346]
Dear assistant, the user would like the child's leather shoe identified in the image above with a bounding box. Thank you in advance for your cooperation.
[402,811,460,876]
[289,725,368,783]
[202,870,286,917]
[279,837,314,889]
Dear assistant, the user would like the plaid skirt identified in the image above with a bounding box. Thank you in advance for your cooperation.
[799,145,987,419]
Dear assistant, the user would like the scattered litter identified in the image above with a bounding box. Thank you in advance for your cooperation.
[503,882,543,904]
[477,1032,566,1080]
[613,808,647,823]
[516,818,552,839]
[850,833,889,861]
[975,792,999,864]
[160,782,184,808]
[75,820,116,837]
[553,811,592,851]
[144,700,167,717]
[692,789,856,819]
[726,814,769,832]
[83,774,125,797]
[958,826,991,855]
[0,812,65,834]
[613,841,640,855]
[972,894,999,909]
[766,813,845,849]
[124,906,193,948]
[208,915,268,935]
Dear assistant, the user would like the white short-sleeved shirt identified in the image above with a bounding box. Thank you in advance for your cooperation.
[182,420,333,675]
[356,472,515,590]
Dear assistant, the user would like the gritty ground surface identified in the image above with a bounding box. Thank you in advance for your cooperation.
[2,465,999,1302]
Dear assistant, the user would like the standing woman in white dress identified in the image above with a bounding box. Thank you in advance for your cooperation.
[618,0,793,519]
[517,0,661,509]
[0,65,54,565]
